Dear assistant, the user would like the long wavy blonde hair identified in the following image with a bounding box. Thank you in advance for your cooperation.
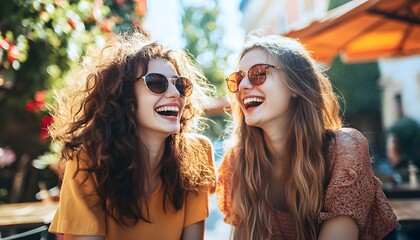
[225,34,342,239]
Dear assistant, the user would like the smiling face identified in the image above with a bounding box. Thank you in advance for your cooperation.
[235,48,295,132]
[135,58,186,140]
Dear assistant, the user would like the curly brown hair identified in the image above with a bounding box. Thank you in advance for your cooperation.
[49,30,216,226]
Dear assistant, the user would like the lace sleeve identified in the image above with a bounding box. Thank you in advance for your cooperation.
[319,128,398,239]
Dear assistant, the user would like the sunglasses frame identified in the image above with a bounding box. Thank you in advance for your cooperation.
[139,73,193,97]
[226,64,280,93]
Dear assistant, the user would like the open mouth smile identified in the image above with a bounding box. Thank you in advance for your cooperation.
[155,106,180,118]
[243,97,264,110]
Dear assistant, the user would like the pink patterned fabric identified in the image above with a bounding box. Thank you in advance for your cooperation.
[217,128,398,240]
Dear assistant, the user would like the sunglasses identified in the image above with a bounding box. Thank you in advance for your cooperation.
[140,73,193,97]
[226,64,280,93]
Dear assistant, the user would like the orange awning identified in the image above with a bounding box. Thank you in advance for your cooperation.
[284,0,420,64]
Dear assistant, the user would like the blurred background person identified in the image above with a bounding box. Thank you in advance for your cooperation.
[386,117,420,184]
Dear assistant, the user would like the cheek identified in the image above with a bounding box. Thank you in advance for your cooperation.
[272,80,293,100]
[135,102,147,121]
[135,94,158,123]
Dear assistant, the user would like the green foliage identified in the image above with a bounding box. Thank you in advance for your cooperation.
[0,0,144,202]
[327,57,381,115]
[181,1,231,97]
[181,1,232,141]
[2,2,108,95]
[328,0,353,10]
[104,0,146,34]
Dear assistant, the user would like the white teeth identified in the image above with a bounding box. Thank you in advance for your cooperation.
[156,106,180,112]
[243,97,264,105]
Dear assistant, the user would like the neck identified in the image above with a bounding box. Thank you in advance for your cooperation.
[142,135,166,181]
[262,125,288,166]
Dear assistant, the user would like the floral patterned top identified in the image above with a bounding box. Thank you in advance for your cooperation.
[217,128,398,240]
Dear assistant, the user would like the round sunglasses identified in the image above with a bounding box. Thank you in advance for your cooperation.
[140,73,193,97]
[225,64,280,93]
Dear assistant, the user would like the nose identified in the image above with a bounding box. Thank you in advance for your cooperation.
[165,80,181,98]
[237,75,252,92]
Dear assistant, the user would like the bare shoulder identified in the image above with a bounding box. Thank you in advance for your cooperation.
[184,133,214,166]
[185,133,213,147]
[185,133,216,192]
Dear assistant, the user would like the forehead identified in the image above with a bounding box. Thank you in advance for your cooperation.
[147,58,178,76]
[238,49,277,71]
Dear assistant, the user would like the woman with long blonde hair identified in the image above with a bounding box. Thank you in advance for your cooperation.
[48,30,216,240]
[217,34,398,240]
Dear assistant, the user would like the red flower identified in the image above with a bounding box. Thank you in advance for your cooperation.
[68,18,77,29]
[0,38,9,50]
[26,100,36,112]
[34,90,46,110]
[26,91,47,112]
[98,19,112,33]
[39,128,50,142]
[41,115,53,128]
[34,90,46,102]
[39,115,54,142]
[7,45,19,63]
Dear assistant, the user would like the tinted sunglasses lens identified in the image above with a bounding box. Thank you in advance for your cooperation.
[248,64,268,85]
[175,77,193,97]
[226,72,243,93]
[144,74,168,94]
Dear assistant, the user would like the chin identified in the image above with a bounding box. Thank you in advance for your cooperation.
[244,118,260,127]
[162,126,181,135]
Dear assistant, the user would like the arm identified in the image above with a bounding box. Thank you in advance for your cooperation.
[318,216,358,240]
[181,220,205,240]
[64,235,105,240]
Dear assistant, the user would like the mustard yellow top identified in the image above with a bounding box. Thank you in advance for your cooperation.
[49,136,215,240]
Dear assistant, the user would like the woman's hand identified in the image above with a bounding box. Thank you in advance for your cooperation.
[181,220,205,240]
[318,216,358,240]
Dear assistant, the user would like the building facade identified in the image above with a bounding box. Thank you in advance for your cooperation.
[240,0,329,34]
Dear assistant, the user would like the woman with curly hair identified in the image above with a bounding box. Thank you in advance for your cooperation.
[217,34,398,240]
[48,30,216,240]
